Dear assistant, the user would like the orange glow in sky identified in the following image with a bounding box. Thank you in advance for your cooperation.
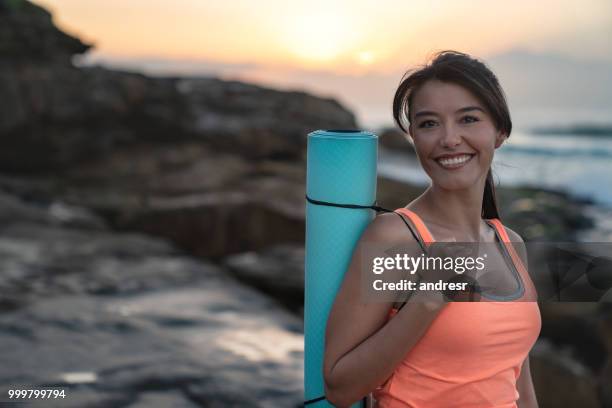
[32,0,612,76]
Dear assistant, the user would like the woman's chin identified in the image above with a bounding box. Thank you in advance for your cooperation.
[428,174,483,191]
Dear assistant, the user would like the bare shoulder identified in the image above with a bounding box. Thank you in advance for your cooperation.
[364,211,416,244]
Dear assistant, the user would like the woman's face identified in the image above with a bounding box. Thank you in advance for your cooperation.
[408,79,507,191]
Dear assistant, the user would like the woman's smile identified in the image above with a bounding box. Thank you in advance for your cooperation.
[434,153,476,170]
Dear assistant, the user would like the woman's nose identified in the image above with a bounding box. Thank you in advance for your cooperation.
[440,123,462,147]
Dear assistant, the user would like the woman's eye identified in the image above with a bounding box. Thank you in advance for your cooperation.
[418,120,436,128]
[462,115,479,123]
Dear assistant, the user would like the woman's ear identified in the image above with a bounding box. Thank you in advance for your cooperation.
[494,131,508,148]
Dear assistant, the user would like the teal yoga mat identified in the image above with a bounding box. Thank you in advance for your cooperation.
[304,129,379,407]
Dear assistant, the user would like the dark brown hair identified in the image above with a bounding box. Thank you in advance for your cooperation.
[392,50,512,220]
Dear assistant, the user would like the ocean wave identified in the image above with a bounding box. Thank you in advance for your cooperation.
[501,145,612,158]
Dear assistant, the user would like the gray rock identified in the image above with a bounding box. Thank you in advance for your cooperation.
[125,391,201,408]
[0,282,303,407]
[223,244,305,316]
[0,189,304,406]
[530,339,600,408]
[0,63,355,171]
[0,0,90,62]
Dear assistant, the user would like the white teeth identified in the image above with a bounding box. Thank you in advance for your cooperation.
[437,154,473,167]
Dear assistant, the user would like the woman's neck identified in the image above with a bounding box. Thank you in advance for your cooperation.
[410,183,487,242]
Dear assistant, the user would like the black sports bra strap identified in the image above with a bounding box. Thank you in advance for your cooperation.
[393,211,428,254]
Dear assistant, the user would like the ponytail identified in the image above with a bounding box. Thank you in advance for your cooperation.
[482,168,500,220]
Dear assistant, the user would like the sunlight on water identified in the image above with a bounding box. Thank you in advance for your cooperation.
[214,327,303,363]
[59,371,98,384]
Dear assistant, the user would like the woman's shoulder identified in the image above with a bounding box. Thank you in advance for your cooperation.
[365,211,419,245]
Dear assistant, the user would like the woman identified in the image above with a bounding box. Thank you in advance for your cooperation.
[323,50,541,408]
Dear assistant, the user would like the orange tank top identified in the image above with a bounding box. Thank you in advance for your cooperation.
[373,208,541,408]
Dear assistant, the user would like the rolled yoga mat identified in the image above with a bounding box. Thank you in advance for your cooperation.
[304,129,379,407]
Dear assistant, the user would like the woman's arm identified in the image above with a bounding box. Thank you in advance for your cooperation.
[517,354,539,408]
[323,213,446,408]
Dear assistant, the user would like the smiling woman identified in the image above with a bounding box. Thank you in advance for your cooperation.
[323,50,541,408]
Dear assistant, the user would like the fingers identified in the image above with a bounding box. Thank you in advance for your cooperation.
[417,242,484,302]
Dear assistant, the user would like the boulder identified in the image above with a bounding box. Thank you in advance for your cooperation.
[0,0,90,62]
[223,244,305,316]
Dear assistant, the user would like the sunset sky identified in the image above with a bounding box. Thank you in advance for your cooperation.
[33,0,612,128]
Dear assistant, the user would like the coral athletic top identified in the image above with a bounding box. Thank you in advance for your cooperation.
[372,208,541,408]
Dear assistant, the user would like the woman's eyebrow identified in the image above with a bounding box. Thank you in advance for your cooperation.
[414,106,484,118]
